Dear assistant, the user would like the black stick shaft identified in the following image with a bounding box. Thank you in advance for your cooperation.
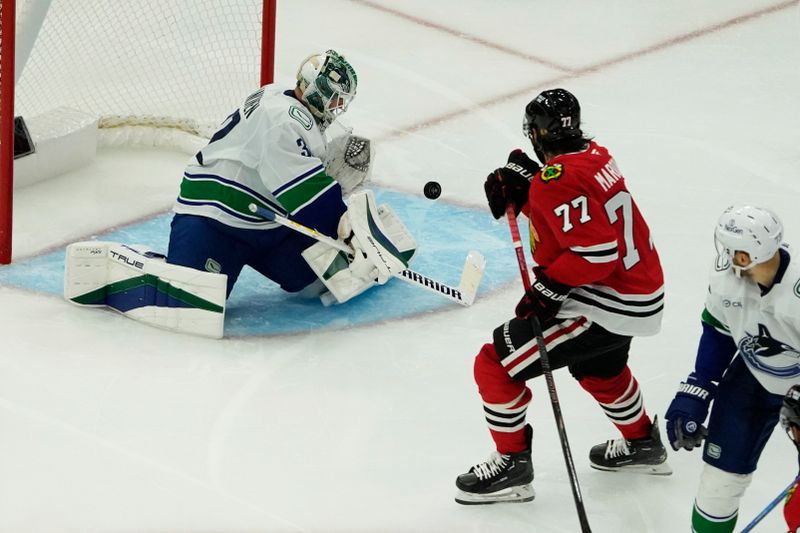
[506,204,592,533]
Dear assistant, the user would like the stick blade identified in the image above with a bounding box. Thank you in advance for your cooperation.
[458,250,486,306]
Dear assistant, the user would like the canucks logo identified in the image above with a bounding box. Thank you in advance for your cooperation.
[540,164,563,182]
[738,323,800,377]
[289,105,314,130]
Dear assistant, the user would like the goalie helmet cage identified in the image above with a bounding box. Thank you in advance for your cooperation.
[0,0,277,264]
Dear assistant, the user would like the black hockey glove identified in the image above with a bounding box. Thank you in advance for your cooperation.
[484,149,540,219]
[515,267,571,323]
[664,373,716,451]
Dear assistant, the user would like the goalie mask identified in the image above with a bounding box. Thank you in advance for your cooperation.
[296,50,357,131]
[713,204,783,272]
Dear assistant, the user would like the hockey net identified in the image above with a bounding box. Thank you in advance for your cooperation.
[0,0,275,262]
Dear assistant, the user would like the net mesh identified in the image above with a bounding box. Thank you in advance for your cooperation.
[15,0,264,139]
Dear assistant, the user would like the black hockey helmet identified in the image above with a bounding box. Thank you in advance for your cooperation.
[781,384,800,446]
[523,88,582,143]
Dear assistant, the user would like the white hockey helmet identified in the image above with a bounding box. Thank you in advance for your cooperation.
[296,50,357,131]
[714,204,783,270]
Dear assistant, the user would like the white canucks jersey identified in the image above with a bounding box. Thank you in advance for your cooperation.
[173,85,344,230]
[703,246,800,395]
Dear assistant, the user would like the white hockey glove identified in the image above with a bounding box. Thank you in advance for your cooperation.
[301,190,416,304]
[325,134,373,195]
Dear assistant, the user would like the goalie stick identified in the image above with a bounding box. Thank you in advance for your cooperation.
[506,204,592,533]
[247,203,485,307]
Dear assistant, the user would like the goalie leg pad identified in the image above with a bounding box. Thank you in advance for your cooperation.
[64,241,227,338]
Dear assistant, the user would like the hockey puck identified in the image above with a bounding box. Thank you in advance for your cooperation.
[423,181,442,200]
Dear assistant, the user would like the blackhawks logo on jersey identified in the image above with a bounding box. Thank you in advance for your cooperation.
[540,164,563,182]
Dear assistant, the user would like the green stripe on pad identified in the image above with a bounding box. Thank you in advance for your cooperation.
[322,251,352,280]
[364,197,408,267]
[71,274,223,313]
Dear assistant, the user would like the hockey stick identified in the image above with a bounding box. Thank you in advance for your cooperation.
[248,203,485,306]
[739,475,799,532]
[506,204,592,533]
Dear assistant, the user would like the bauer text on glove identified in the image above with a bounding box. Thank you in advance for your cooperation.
[514,267,571,323]
[484,149,540,219]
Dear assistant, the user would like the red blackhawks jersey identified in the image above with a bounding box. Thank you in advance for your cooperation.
[522,140,664,336]
[787,479,800,533]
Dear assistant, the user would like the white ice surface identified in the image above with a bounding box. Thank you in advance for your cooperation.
[2,1,800,531]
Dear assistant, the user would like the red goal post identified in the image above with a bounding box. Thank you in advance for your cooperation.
[0,0,276,264]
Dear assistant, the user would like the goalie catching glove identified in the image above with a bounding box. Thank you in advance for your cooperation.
[325,133,374,195]
[302,189,416,304]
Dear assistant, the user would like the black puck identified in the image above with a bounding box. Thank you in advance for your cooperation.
[423,181,442,200]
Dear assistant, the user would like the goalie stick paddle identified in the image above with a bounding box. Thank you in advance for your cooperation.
[739,475,799,533]
[247,203,485,307]
[506,204,592,533]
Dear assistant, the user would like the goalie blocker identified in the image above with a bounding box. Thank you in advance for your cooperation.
[302,189,416,304]
[64,242,227,338]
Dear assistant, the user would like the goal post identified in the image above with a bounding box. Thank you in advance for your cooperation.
[0,0,276,264]
[0,0,17,264]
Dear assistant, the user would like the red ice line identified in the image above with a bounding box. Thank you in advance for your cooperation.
[347,0,799,141]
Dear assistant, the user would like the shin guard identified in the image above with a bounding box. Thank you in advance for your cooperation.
[579,365,650,440]
[474,342,532,453]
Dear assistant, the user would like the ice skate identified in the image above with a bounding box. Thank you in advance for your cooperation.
[455,425,535,505]
[589,415,672,475]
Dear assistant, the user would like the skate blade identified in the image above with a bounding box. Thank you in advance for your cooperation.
[454,484,535,505]
[590,461,673,476]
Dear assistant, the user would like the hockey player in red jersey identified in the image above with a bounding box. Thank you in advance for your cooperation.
[782,385,800,533]
[455,88,670,505]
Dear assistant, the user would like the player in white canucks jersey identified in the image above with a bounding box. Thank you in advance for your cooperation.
[665,205,800,533]
[166,50,413,303]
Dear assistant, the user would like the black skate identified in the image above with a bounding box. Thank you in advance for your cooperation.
[589,415,672,475]
[455,425,535,505]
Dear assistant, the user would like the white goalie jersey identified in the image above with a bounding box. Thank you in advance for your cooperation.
[704,245,800,395]
[173,85,341,230]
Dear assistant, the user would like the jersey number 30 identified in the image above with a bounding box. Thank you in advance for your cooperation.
[554,191,641,269]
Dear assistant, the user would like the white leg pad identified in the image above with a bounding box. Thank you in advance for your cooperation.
[694,463,752,520]
[64,241,227,339]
